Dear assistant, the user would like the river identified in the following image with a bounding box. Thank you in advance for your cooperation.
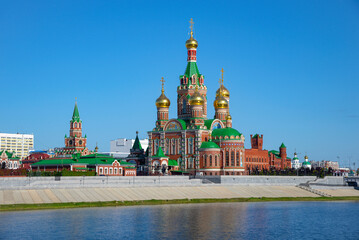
[0,201,358,239]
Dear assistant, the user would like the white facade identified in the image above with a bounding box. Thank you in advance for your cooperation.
[110,138,149,158]
[0,133,34,159]
[292,152,301,169]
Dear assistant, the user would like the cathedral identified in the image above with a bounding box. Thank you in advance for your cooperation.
[148,20,245,175]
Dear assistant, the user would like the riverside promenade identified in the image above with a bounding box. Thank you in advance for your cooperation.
[0,176,358,205]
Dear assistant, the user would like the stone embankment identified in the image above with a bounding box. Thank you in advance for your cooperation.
[0,176,358,205]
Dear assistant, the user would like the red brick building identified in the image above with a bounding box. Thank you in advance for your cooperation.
[245,134,270,173]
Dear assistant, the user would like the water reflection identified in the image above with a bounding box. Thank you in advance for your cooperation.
[0,202,358,240]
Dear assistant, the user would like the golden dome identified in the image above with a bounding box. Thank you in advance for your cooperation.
[189,86,204,105]
[156,91,170,108]
[186,37,198,49]
[226,115,232,120]
[214,94,228,109]
[216,85,230,98]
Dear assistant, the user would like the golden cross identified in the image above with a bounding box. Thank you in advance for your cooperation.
[189,18,194,37]
[221,68,224,83]
[218,78,222,87]
[161,77,165,92]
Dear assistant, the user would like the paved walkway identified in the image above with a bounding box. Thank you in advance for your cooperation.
[0,185,327,205]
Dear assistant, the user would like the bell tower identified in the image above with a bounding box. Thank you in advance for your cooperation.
[177,18,207,120]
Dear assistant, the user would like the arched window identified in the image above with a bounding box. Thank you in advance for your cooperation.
[236,152,239,166]
[240,152,243,167]
[226,151,229,166]
[209,155,212,166]
[215,155,218,166]
[99,168,103,174]
[183,99,187,114]
[172,140,176,154]
[114,168,117,175]
[166,139,169,154]
[231,151,235,166]
[75,122,77,128]
[204,155,207,166]
[110,168,113,174]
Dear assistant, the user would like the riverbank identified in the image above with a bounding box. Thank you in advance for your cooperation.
[1,196,359,211]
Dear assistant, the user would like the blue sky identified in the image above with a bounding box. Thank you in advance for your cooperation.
[1,0,358,167]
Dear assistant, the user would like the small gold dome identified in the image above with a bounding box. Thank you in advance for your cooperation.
[226,115,232,120]
[156,92,170,108]
[216,85,230,98]
[189,87,204,105]
[186,37,198,49]
[214,95,228,109]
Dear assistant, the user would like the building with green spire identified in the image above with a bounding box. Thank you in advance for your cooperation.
[56,102,91,157]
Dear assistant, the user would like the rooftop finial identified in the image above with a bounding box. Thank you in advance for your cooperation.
[221,68,224,85]
[189,18,194,38]
[75,97,77,104]
[160,77,165,93]
[136,131,139,135]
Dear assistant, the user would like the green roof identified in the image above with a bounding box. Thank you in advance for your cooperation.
[32,154,136,167]
[268,150,281,159]
[302,161,311,166]
[177,119,187,130]
[280,143,286,148]
[168,159,178,166]
[132,133,143,150]
[72,103,81,122]
[204,119,214,130]
[212,127,241,139]
[252,134,262,138]
[200,140,220,149]
[0,150,20,159]
[180,62,202,85]
[152,146,168,158]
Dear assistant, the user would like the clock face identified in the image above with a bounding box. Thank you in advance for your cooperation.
[79,140,83,145]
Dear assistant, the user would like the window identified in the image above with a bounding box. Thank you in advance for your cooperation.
[166,139,169,154]
[99,168,103,174]
[119,168,122,175]
[172,140,176,154]
[189,138,193,154]
[183,99,187,114]
[105,168,108,174]
[236,152,239,166]
[240,152,243,167]
[215,155,218,166]
[226,151,229,166]
[231,151,235,166]
[114,168,117,175]
[209,155,212,166]
[204,155,207,166]
[110,168,113,174]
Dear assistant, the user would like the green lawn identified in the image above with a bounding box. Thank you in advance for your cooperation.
[1,196,359,212]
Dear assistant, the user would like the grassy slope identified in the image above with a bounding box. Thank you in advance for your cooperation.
[1,196,359,212]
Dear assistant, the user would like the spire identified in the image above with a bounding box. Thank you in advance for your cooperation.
[72,101,81,122]
[132,131,143,150]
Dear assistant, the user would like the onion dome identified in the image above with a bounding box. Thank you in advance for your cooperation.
[226,115,232,120]
[216,85,230,98]
[186,37,198,49]
[213,94,228,109]
[189,86,204,105]
[156,91,170,108]
[156,77,170,108]
[186,18,198,49]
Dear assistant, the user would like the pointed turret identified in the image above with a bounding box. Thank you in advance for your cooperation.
[133,131,143,150]
[72,102,81,122]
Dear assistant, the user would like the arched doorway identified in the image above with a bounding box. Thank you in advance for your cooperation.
[1,162,6,169]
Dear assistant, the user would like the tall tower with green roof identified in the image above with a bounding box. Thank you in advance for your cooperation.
[177,18,207,120]
[64,102,87,152]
